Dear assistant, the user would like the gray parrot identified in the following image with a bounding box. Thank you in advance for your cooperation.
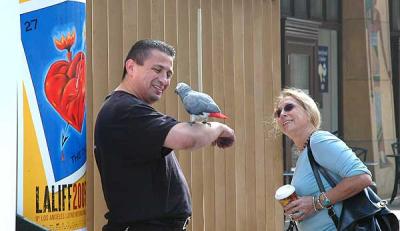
[175,82,228,124]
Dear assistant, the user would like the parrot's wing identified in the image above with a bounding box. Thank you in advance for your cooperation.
[183,92,220,115]
[182,95,202,115]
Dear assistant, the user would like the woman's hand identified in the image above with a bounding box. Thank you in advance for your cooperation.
[284,196,316,221]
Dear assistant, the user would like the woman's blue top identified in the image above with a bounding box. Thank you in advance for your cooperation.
[292,130,371,231]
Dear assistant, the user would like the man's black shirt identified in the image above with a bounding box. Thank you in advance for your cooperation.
[94,91,191,224]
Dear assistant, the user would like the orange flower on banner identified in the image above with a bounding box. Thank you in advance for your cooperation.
[54,31,76,52]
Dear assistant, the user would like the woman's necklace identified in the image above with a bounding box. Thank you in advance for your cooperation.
[295,133,313,154]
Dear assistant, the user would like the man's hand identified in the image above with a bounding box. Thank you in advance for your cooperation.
[212,125,235,148]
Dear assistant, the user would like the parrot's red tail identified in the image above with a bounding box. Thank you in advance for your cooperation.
[209,112,228,119]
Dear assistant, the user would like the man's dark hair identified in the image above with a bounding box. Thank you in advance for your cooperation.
[122,39,176,79]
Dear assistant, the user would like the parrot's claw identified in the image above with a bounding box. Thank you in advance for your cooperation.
[202,121,211,127]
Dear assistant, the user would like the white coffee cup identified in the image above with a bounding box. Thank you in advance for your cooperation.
[275,184,298,207]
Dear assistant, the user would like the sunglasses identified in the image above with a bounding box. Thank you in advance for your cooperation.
[274,103,296,118]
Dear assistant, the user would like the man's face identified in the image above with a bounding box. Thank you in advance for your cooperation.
[130,49,174,104]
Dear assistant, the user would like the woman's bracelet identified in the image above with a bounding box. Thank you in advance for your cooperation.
[319,192,332,208]
[316,193,324,209]
[312,196,318,212]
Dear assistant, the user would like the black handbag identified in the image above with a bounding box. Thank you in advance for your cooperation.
[307,141,399,231]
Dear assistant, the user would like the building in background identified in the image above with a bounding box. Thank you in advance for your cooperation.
[280,0,341,182]
[281,0,399,201]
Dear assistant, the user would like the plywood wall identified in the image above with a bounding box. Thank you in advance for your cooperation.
[86,0,283,230]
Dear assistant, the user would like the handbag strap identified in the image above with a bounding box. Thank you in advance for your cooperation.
[306,140,339,228]
[286,221,298,231]
[307,142,337,188]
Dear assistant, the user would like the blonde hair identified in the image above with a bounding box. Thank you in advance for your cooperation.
[272,88,321,131]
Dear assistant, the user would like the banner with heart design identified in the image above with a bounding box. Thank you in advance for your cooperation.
[19,1,86,230]
[44,31,86,133]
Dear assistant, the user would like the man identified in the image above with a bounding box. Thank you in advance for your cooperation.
[94,39,235,231]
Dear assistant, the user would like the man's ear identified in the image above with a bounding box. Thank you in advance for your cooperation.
[125,59,136,76]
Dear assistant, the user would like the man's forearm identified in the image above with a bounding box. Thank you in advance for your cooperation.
[164,121,233,150]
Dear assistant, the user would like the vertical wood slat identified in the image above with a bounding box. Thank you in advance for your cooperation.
[188,1,204,231]
[176,0,192,196]
[138,0,151,38]
[122,0,138,56]
[201,0,216,230]
[252,0,266,229]
[151,0,166,112]
[262,0,278,228]
[91,0,109,230]
[232,0,247,230]
[271,0,283,229]
[151,0,164,40]
[222,0,237,230]
[164,0,178,119]
[243,0,256,230]
[89,0,283,230]
[211,0,226,230]
[271,0,284,228]
[266,1,283,228]
[107,0,123,90]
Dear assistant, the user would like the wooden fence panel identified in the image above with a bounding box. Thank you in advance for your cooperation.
[88,1,283,230]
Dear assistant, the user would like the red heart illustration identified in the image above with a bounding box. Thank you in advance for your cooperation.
[44,32,86,132]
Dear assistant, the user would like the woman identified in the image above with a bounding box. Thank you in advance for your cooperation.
[273,88,372,230]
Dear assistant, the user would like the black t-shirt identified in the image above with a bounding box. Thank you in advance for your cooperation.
[94,91,192,224]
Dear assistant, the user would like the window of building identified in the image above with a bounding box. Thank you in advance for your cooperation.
[326,0,339,21]
[310,0,323,19]
[281,0,340,24]
[294,0,308,19]
[391,0,400,31]
[281,0,292,17]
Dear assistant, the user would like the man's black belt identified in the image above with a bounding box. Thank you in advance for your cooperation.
[104,217,191,231]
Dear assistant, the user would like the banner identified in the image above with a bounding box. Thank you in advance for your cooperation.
[318,46,329,93]
[18,1,87,230]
